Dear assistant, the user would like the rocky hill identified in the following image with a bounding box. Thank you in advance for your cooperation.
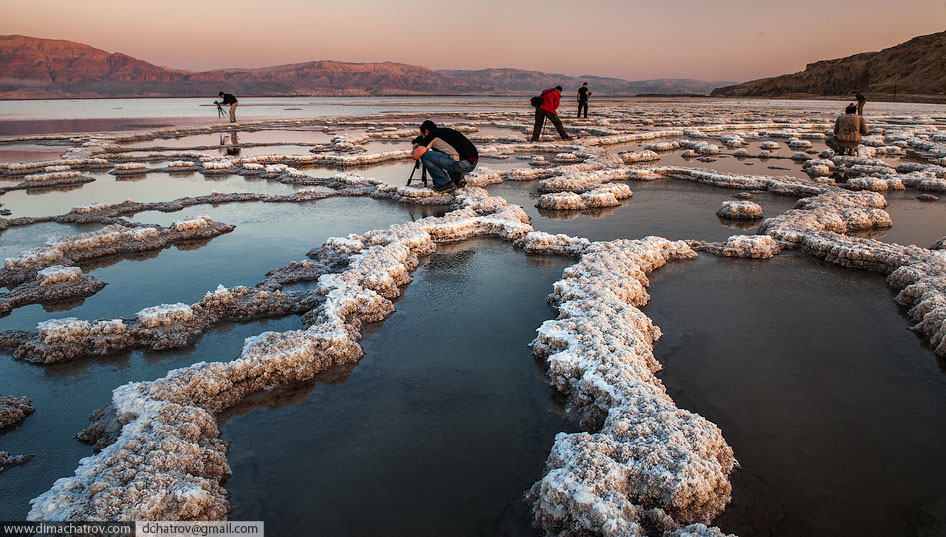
[0,35,731,98]
[711,31,946,99]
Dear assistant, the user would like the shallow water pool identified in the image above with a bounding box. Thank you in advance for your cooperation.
[646,252,946,537]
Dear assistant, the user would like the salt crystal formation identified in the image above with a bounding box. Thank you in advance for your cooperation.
[695,235,781,259]
[0,220,235,288]
[0,395,34,429]
[527,236,734,536]
[7,284,317,364]
[6,170,94,191]
[536,184,633,211]
[0,266,107,317]
[760,190,892,243]
[0,452,34,474]
[716,201,763,220]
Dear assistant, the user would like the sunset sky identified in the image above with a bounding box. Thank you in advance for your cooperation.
[2,0,943,82]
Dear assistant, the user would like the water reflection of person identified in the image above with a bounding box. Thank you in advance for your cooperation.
[219,132,241,156]
[227,132,240,156]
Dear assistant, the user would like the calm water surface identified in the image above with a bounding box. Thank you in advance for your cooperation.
[647,252,946,537]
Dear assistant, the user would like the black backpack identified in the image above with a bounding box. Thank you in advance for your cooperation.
[530,89,554,107]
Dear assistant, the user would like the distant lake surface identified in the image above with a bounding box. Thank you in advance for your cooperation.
[0,96,511,135]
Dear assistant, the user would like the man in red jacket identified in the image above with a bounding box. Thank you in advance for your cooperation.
[531,86,571,142]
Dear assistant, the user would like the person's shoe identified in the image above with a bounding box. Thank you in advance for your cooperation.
[454,178,467,188]
[433,182,455,192]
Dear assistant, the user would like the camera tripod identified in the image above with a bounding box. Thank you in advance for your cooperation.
[407,160,428,187]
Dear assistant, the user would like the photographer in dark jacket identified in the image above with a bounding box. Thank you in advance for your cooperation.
[216,91,238,123]
[411,120,478,192]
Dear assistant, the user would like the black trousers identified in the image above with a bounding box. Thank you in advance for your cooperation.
[577,99,588,118]
[532,108,570,142]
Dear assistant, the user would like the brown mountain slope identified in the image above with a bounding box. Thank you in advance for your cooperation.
[712,31,946,98]
[0,35,731,98]
[0,35,183,83]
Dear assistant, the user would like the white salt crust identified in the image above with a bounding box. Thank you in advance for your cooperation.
[527,236,735,535]
[716,201,763,220]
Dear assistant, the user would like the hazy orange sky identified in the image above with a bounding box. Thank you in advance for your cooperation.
[2,0,944,82]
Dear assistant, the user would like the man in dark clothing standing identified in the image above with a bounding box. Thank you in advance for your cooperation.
[577,82,591,118]
[851,91,866,115]
[216,92,238,123]
[412,120,478,192]
[532,86,571,142]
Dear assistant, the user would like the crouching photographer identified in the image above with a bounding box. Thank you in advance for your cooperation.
[411,120,478,192]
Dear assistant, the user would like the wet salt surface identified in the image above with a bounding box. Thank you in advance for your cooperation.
[0,316,302,520]
[0,172,302,219]
[486,179,800,242]
[0,222,104,263]
[646,252,946,537]
[222,239,576,537]
[0,198,431,331]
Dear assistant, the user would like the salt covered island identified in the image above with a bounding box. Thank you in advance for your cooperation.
[1,97,945,537]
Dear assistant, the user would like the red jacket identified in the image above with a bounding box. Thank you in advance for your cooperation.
[539,88,561,114]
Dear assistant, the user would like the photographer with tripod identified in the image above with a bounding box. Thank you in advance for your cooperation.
[411,120,478,192]
[215,91,238,123]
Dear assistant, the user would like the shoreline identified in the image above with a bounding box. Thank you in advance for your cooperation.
[1,93,944,104]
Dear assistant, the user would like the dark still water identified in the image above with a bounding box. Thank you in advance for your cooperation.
[221,239,577,537]
[646,252,946,537]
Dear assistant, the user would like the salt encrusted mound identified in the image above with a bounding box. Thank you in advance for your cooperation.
[9,284,318,364]
[517,232,592,258]
[8,171,94,191]
[535,183,633,211]
[846,177,905,191]
[0,451,34,474]
[931,237,945,250]
[528,237,734,536]
[0,395,34,429]
[27,190,552,521]
[716,201,763,220]
[0,267,107,316]
[1,220,235,288]
[918,178,946,192]
[696,235,781,259]
[667,524,736,537]
[760,190,892,243]
[620,150,660,163]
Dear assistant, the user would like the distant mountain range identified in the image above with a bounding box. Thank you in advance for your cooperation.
[712,30,946,100]
[0,35,732,99]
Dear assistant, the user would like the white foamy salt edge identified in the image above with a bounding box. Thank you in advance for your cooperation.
[526,235,735,535]
[716,201,763,220]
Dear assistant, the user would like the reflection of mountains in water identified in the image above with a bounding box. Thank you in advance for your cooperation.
[0,35,733,98]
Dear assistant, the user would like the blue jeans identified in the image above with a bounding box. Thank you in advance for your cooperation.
[420,151,475,187]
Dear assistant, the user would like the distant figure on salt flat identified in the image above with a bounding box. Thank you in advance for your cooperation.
[531,86,571,142]
[577,82,591,118]
[411,120,479,192]
[826,103,869,156]
[851,91,866,115]
[216,91,238,123]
